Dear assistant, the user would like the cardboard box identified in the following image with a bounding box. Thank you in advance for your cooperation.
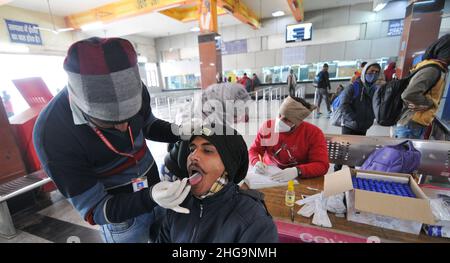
[346,191,423,235]
[324,167,436,234]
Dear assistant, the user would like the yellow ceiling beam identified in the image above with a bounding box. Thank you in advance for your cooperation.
[218,0,260,29]
[287,0,304,22]
[65,0,197,29]
[159,4,227,22]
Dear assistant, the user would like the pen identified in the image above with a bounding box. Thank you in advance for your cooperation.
[290,207,294,223]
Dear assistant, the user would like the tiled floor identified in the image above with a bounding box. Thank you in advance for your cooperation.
[1,97,390,243]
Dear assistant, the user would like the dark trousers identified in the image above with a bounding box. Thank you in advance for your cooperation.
[316,88,331,113]
[333,126,367,171]
[289,86,296,97]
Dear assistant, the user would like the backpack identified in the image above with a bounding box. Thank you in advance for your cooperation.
[312,75,319,87]
[330,81,361,127]
[372,63,444,127]
[331,81,361,112]
[361,140,421,174]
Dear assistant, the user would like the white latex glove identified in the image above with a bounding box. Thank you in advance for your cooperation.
[254,161,266,175]
[312,194,332,228]
[151,178,191,214]
[271,167,298,182]
[298,202,315,218]
[326,193,346,214]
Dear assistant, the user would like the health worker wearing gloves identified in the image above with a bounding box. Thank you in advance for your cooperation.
[248,96,329,182]
[33,37,190,243]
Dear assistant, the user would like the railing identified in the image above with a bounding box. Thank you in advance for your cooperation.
[149,85,309,122]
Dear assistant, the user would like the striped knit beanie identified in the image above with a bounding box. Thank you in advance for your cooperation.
[64,37,142,122]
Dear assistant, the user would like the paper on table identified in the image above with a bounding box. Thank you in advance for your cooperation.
[245,165,298,189]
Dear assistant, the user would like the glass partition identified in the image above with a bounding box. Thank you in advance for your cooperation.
[161,58,390,89]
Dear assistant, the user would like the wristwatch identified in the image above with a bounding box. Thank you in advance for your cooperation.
[296,167,302,178]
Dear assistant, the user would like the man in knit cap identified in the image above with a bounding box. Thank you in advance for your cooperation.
[33,37,191,243]
[249,96,329,181]
[157,124,278,242]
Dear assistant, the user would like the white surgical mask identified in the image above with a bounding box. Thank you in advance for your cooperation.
[275,118,292,133]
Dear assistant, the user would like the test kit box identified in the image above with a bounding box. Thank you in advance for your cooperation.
[324,167,436,235]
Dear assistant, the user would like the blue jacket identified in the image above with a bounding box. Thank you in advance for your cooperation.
[33,87,180,225]
[156,184,279,243]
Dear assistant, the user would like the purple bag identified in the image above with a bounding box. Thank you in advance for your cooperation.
[361,140,421,174]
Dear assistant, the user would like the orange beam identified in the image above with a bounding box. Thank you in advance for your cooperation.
[65,0,196,29]
[159,4,227,22]
[199,0,218,33]
[218,0,260,29]
[287,0,304,22]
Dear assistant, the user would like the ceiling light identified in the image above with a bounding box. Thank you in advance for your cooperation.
[0,43,29,53]
[81,21,103,31]
[190,26,200,32]
[373,3,387,12]
[272,11,285,17]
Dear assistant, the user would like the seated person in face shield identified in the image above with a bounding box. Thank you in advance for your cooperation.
[248,96,329,182]
[156,125,278,243]
[160,83,251,182]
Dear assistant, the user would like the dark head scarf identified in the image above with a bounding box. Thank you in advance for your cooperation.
[422,34,450,62]
[189,124,249,184]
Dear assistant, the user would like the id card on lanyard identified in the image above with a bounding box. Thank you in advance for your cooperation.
[92,125,148,192]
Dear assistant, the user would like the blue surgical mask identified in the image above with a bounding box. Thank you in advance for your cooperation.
[365,73,379,84]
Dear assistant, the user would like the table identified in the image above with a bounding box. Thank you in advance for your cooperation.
[255,177,449,243]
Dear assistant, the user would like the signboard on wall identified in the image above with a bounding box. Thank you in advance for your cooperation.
[387,19,404,36]
[221,39,247,55]
[282,46,306,65]
[4,19,42,45]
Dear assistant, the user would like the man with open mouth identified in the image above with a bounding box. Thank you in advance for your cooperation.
[156,125,278,243]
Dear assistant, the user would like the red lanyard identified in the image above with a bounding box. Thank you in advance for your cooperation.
[93,126,135,159]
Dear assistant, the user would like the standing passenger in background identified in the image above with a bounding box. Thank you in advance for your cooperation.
[239,73,253,92]
[384,62,397,82]
[334,62,381,171]
[252,73,261,89]
[287,69,298,97]
[216,72,223,83]
[394,34,450,139]
[315,63,332,117]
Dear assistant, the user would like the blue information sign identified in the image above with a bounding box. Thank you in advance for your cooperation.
[387,19,403,37]
[5,19,42,45]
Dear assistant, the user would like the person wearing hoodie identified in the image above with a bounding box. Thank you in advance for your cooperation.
[394,34,450,139]
[333,62,381,171]
[156,125,278,243]
[384,62,397,82]
[160,83,251,182]
[249,96,329,181]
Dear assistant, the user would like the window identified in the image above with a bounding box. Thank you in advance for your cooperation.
[0,54,66,118]
[145,63,159,87]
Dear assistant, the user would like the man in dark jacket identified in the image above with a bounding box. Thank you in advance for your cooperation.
[157,125,278,243]
[334,62,381,171]
[315,63,332,117]
[33,37,191,243]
